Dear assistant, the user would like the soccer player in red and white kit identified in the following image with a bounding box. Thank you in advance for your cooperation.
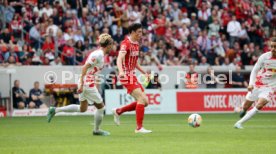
[47,34,114,136]
[234,37,276,129]
[112,23,152,134]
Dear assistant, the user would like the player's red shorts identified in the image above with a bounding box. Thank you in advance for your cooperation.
[120,75,144,94]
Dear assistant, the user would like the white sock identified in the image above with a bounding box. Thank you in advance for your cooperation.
[55,104,80,113]
[94,107,105,131]
[237,107,259,124]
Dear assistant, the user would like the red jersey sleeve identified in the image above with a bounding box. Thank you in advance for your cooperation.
[119,41,129,54]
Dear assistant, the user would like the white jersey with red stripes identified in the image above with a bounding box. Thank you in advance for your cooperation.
[119,37,140,76]
[83,49,104,87]
[250,51,276,89]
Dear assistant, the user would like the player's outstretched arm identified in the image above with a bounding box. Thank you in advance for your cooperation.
[135,62,146,75]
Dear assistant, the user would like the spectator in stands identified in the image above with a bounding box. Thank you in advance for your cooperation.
[29,24,41,50]
[197,30,209,54]
[81,21,92,37]
[189,37,201,61]
[205,67,217,88]
[0,1,15,27]
[222,57,234,67]
[50,56,62,66]
[152,14,167,40]
[208,17,220,37]
[224,41,236,63]
[147,73,162,89]
[19,44,33,63]
[0,28,13,44]
[227,15,241,48]
[113,28,124,44]
[166,48,180,66]
[190,22,201,38]
[29,81,46,109]
[185,64,199,89]
[62,39,75,65]
[198,1,211,29]
[42,35,55,61]
[56,30,66,48]
[12,80,28,109]
[180,12,191,27]
[207,33,225,57]
[4,46,18,62]
[40,2,53,17]
[199,56,209,66]
[73,28,84,43]
[46,18,59,37]
[190,12,199,27]
[238,21,250,46]
[231,65,248,88]
[10,13,22,39]
[0,0,274,68]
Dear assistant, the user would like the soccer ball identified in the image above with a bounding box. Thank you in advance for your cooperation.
[188,114,202,128]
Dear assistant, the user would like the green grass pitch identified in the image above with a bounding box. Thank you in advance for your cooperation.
[1,114,276,154]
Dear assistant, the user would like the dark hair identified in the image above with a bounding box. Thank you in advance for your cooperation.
[128,23,142,34]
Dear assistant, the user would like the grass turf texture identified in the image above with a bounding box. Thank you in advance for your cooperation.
[1,114,276,154]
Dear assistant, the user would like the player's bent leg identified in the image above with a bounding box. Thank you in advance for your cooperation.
[255,98,269,110]
[235,98,269,129]
[93,103,110,136]
[240,100,254,118]
[47,101,84,123]
[80,100,88,112]
[113,101,137,126]
[131,88,152,134]
[131,88,148,106]
[113,100,137,125]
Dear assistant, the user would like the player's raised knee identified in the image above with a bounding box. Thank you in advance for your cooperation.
[140,96,149,107]
[256,98,269,110]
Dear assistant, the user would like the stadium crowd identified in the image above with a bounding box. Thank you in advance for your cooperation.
[0,0,275,67]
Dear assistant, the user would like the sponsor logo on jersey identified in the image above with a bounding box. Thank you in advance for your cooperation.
[130,50,139,56]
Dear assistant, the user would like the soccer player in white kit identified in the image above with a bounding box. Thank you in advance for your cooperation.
[47,34,114,136]
[234,37,276,129]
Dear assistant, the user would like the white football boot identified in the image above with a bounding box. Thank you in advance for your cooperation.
[135,127,152,134]
[112,108,120,126]
[234,123,244,129]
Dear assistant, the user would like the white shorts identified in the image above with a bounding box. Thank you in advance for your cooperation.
[246,88,274,102]
[79,86,103,104]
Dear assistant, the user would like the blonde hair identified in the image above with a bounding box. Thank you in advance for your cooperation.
[98,33,113,47]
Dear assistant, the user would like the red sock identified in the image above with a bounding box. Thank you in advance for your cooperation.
[116,102,137,115]
[136,104,145,130]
